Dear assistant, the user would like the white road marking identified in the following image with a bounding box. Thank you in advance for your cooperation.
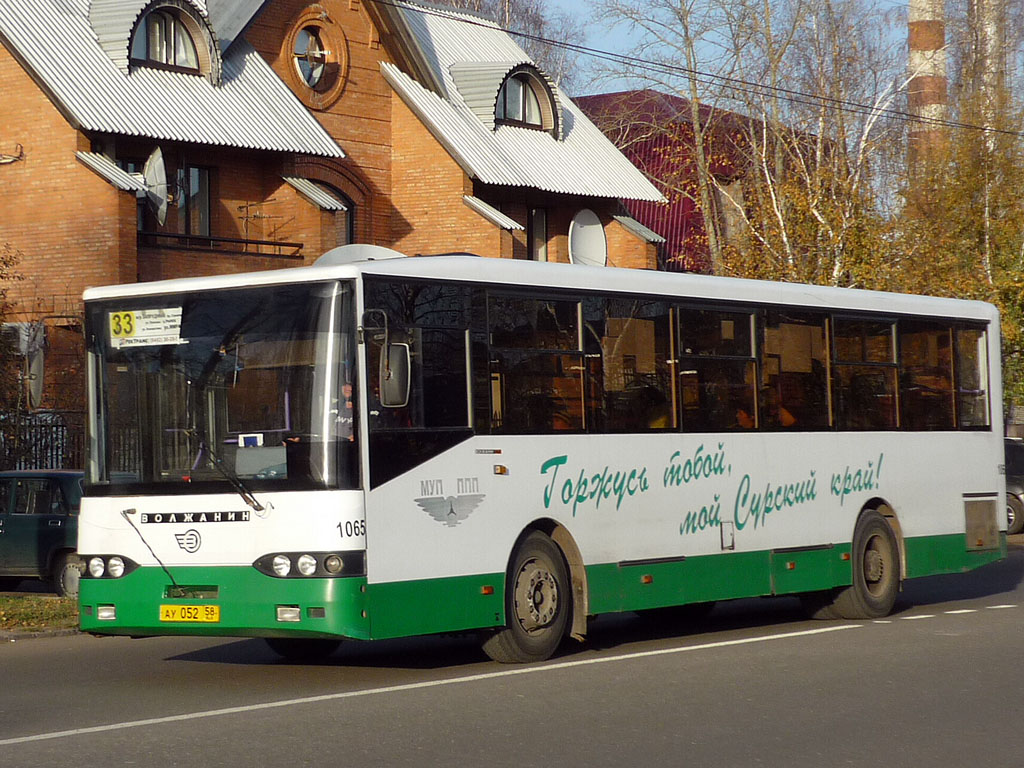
[0,624,860,747]
[944,609,977,615]
[985,604,1017,610]
[901,614,936,620]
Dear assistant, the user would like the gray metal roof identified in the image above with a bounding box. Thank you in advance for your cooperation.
[613,215,666,244]
[206,0,265,53]
[75,151,146,191]
[284,177,348,211]
[462,195,524,231]
[384,1,663,202]
[0,0,342,157]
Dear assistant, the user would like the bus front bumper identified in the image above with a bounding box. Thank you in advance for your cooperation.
[79,565,370,640]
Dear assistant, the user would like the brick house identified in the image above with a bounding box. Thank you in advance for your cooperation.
[0,0,662,436]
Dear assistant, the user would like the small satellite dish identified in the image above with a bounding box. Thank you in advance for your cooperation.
[142,146,169,226]
[568,208,608,267]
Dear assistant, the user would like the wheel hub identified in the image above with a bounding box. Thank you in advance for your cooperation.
[864,549,884,583]
[514,560,559,632]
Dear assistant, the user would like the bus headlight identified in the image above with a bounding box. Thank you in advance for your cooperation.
[297,554,317,576]
[253,551,365,578]
[81,555,139,579]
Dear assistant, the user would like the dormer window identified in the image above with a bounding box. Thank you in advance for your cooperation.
[497,74,542,127]
[493,66,560,137]
[130,7,201,73]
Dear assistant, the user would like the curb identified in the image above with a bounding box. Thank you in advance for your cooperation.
[0,628,80,642]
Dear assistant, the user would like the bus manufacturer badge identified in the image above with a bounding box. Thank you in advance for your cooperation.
[415,478,484,527]
[174,529,202,553]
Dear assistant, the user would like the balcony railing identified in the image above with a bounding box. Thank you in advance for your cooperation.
[139,231,304,259]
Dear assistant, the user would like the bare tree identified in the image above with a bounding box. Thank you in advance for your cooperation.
[592,0,907,284]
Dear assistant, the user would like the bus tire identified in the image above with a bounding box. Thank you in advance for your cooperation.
[265,638,341,661]
[832,510,899,619]
[482,531,570,664]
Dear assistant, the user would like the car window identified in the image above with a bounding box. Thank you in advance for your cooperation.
[12,479,66,515]
[1006,441,1024,476]
[0,480,9,514]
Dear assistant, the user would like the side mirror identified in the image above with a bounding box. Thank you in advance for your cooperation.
[380,343,410,408]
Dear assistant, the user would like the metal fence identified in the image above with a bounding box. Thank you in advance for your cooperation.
[0,410,85,470]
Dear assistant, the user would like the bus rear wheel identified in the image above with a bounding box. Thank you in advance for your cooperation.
[265,638,341,661]
[482,531,570,664]
[832,510,899,619]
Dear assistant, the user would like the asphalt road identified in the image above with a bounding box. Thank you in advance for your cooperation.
[3,545,1024,768]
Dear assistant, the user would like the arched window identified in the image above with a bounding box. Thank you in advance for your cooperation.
[494,67,559,136]
[130,8,200,72]
[496,75,542,127]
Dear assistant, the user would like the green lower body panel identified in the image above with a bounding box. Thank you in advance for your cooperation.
[79,532,1006,641]
[903,532,1006,579]
[79,567,371,640]
[365,574,506,639]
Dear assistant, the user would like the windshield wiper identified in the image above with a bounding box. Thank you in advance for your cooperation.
[198,437,266,513]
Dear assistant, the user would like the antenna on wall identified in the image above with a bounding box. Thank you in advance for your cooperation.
[142,146,170,226]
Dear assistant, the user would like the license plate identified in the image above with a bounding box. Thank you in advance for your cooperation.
[159,604,220,623]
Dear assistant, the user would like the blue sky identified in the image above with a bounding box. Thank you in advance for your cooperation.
[545,0,643,93]
[543,0,910,96]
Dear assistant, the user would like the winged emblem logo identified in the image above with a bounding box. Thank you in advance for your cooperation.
[414,494,486,527]
[174,529,202,553]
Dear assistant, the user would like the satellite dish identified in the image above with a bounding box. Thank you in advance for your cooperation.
[315,244,408,265]
[568,209,608,267]
[142,146,169,226]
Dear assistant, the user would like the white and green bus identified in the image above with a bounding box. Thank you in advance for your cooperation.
[78,245,1006,662]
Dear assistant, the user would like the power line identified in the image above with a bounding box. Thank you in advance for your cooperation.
[370,0,1024,139]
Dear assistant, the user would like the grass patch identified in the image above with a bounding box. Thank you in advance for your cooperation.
[0,595,78,632]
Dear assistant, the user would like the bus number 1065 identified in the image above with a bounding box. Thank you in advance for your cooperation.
[338,520,367,539]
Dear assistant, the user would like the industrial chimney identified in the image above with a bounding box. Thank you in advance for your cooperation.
[907,0,948,163]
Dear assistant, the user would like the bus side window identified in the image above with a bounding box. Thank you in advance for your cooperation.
[489,295,584,434]
[833,317,898,430]
[364,280,471,431]
[899,320,955,431]
[760,311,829,430]
[677,308,757,432]
[597,298,674,432]
[955,327,990,428]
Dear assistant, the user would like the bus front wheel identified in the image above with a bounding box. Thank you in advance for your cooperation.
[832,510,900,619]
[482,531,570,664]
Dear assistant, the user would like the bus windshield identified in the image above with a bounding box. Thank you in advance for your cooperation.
[85,281,356,494]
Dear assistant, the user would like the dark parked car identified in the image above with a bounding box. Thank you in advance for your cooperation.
[1005,439,1024,535]
[0,470,84,596]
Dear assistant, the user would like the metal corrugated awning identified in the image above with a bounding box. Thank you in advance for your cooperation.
[75,151,146,192]
[613,215,666,244]
[284,177,348,211]
[462,195,524,230]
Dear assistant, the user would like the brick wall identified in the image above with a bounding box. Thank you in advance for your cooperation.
[390,95,504,257]
[247,0,394,247]
[0,42,133,321]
